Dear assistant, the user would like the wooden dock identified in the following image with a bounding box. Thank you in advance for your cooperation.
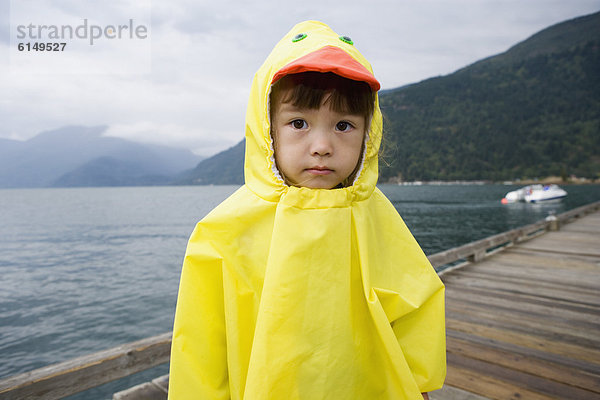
[1,201,598,400]
[432,209,600,400]
[112,204,600,400]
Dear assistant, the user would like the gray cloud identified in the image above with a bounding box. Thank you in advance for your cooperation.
[0,1,9,45]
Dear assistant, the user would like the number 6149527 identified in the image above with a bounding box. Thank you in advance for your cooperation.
[18,42,66,51]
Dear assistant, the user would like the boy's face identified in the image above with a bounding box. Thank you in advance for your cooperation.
[272,90,366,189]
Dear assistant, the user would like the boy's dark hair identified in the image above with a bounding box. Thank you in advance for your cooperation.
[270,71,375,121]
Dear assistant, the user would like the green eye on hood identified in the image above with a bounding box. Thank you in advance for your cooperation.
[339,35,353,45]
[292,33,307,42]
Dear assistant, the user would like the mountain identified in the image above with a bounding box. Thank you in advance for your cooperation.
[0,125,202,188]
[183,11,600,185]
[53,156,174,187]
[378,11,600,181]
[176,140,245,185]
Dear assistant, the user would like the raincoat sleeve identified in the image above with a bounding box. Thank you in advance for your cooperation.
[168,224,230,400]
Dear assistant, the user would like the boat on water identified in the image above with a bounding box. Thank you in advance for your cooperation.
[501,184,568,204]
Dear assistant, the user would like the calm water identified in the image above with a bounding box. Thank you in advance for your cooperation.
[1,184,598,398]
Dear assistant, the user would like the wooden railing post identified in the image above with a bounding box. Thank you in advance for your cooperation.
[546,214,559,231]
[467,249,486,263]
[0,333,172,400]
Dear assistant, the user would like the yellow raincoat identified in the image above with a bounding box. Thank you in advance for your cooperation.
[169,21,446,399]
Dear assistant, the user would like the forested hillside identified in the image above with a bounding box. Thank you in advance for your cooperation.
[175,140,245,185]
[379,12,600,181]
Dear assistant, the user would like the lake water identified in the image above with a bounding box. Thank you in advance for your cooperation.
[1,184,598,399]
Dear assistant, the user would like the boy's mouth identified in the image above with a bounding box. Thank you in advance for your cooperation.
[306,166,333,175]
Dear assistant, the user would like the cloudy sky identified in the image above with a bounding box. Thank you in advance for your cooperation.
[1,0,599,157]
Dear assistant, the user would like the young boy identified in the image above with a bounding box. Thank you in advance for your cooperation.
[169,21,445,400]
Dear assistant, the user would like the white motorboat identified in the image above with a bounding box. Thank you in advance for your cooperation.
[524,184,568,203]
[502,184,567,204]
[502,187,527,203]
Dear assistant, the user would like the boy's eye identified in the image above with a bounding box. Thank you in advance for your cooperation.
[291,119,308,129]
[335,121,353,132]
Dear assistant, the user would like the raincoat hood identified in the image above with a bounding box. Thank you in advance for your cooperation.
[169,21,445,400]
[244,20,383,204]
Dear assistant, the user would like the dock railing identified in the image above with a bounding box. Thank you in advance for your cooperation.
[1,200,598,400]
[0,333,171,400]
[430,200,599,269]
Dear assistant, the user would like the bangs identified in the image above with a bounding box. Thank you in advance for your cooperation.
[271,72,374,118]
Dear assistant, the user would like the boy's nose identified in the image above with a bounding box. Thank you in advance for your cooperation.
[310,130,333,156]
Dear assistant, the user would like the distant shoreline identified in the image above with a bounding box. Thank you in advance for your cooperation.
[388,176,598,186]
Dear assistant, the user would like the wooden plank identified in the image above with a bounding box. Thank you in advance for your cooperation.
[556,203,600,226]
[443,259,600,295]
[547,215,600,230]
[447,352,599,400]
[446,303,600,348]
[445,287,600,325]
[451,259,600,292]
[446,317,600,369]
[552,226,600,237]
[445,264,600,310]
[112,382,167,400]
[560,221,600,234]
[429,385,492,400]
[560,224,600,234]
[445,290,600,333]
[445,284,599,319]
[0,333,171,400]
[446,334,600,392]
[445,277,600,319]
[447,284,599,316]
[112,375,168,400]
[504,248,600,272]
[516,246,600,258]
[539,223,600,236]
[517,241,600,258]
[516,234,600,257]
[446,298,600,342]
[443,274,600,307]
[447,327,600,378]
[152,375,169,393]
[464,258,600,290]
[445,363,556,400]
